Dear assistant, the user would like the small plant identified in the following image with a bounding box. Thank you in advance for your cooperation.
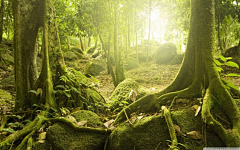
[214,55,240,90]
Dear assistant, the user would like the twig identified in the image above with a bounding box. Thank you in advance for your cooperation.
[123,108,132,125]
[168,96,177,110]
[154,141,162,150]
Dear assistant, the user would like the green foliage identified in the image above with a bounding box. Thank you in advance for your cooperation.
[215,55,240,90]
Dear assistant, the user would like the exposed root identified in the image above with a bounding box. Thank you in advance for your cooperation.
[161,106,178,149]
[202,88,240,146]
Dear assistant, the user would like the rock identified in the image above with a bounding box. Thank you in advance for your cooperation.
[70,46,83,54]
[84,60,106,77]
[87,46,98,54]
[105,108,224,150]
[224,46,238,57]
[109,78,146,111]
[85,88,106,114]
[47,110,107,150]
[155,43,177,64]
[64,51,78,61]
[65,61,78,69]
[169,54,184,65]
[123,58,140,71]
[138,53,152,62]
[92,49,100,58]
[32,141,50,150]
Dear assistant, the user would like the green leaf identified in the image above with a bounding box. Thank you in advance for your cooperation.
[214,59,223,66]
[8,123,17,127]
[227,73,240,77]
[32,104,40,107]
[0,128,16,133]
[63,91,71,98]
[56,85,66,89]
[216,67,223,72]
[29,90,39,95]
[121,101,129,104]
[219,55,226,62]
[225,61,239,68]
[226,81,238,89]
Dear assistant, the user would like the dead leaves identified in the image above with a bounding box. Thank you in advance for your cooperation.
[174,124,203,140]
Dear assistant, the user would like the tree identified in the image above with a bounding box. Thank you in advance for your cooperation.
[115,0,240,146]
[0,0,4,43]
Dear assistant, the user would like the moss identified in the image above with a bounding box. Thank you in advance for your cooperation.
[2,54,14,65]
[64,51,78,61]
[107,108,224,150]
[123,58,140,70]
[46,121,107,150]
[110,78,146,104]
[32,141,50,150]
[70,110,103,126]
[84,60,106,76]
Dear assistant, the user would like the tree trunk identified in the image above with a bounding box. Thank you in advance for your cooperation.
[13,0,41,111]
[0,0,4,43]
[147,0,151,64]
[115,0,240,146]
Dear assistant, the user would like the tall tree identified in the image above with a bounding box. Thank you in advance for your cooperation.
[115,0,240,146]
[0,0,4,43]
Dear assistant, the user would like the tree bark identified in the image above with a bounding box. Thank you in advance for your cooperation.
[0,0,4,43]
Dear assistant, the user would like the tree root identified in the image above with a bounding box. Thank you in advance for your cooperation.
[0,114,112,149]
[202,88,240,146]
[161,106,178,149]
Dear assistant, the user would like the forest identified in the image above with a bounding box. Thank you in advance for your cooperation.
[0,0,240,149]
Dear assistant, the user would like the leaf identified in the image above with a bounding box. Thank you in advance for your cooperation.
[214,59,223,66]
[104,119,114,128]
[227,73,240,77]
[56,85,66,89]
[174,124,185,136]
[226,81,238,89]
[63,91,71,98]
[186,131,203,139]
[121,101,129,104]
[195,105,201,117]
[8,123,17,127]
[77,121,88,126]
[0,128,15,133]
[216,67,223,72]
[67,115,77,123]
[219,55,226,62]
[225,61,239,68]
[38,132,46,144]
[29,90,39,95]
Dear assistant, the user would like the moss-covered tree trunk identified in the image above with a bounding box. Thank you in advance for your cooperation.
[13,0,42,111]
[114,0,125,87]
[0,0,4,43]
[115,0,240,146]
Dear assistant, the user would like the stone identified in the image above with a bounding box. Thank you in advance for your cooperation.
[84,60,106,77]
[155,43,177,64]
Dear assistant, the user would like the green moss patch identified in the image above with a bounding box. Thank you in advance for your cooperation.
[70,110,103,126]
[0,89,12,104]
[106,108,223,150]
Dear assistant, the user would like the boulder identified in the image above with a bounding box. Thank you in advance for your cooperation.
[87,46,98,54]
[47,110,107,150]
[84,60,106,77]
[64,51,78,61]
[70,46,83,54]
[169,54,184,65]
[138,53,152,62]
[155,43,177,64]
[123,58,140,71]
[109,78,146,111]
[106,108,224,150]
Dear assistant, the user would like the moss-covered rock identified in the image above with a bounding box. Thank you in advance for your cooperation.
[123,58,140,70]
[70,110,103,126]
[106,108,224,150]
[0,89,12,104]
[169,54,184,65]
[65,61,78,69]
[155,43,177,64]
[46,110,107,150]
[87,46,98,54]
[32,141,50,150]
[84,60,106,77]
[64,51,78,61]
[86,88,106,114]
[109,78,146,111]
[70,46,83,54]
